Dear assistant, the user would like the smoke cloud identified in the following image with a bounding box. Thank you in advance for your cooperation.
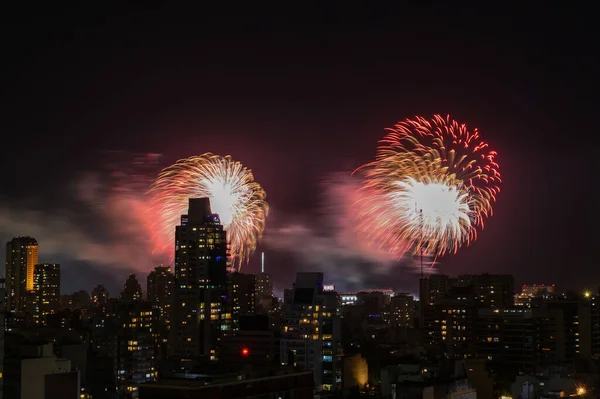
[0,157,435,296]
[263,172,436,293]
[0,153,167,295]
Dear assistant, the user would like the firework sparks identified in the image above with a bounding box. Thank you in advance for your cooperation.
[356,114,501,259]
[150,153,269,269]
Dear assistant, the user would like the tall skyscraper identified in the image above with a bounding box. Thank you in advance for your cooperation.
[169,198,229,359]
[146,266,173,321]
[281,272,343,392]
[5,237,38,313]
[121,274,143,303]
[32,263,60,326]
[255,252,273,313]
[256,252,272,297]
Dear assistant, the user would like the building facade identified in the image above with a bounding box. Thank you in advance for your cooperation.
[390,294,415,327]
[114,301,157,397]
[32,263,60,326]
[146,266,173,321]
[169,198,229,359]
[229,272,255,331]
[5,237,38,314]
[280,272,342,392]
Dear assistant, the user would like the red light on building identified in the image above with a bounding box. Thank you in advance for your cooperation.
[241,347,249,356]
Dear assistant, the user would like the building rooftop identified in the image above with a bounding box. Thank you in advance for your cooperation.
[10,236,38,246]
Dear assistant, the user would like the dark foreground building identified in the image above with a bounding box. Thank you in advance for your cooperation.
[139,370,314,399]
[169,198,229,359]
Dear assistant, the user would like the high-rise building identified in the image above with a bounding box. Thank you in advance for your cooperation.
[592,294,600,357]
[455,274,515,308]
[281,272,342,392]
[544,296,592,362]
[389,293,415,327]
[254,252,273,313]
[32,263,60,326]
[146,266,173,322]
[113,301,157,397]
[420,274,514,354]
[121,274,143,303]
[147,266,173,362]
[420,274,514,338]
[419,274,451,331]
[5,237,38,313]
[255,253,274,314]
[91,285,110,306]
[229,272,256,330]
[476,294,594,375]
[255,275,272,299]
[475,308,555,376]
[0,278,5,399]
[429,286,478,356]
[169,198,229,359]
[256,252,273,298]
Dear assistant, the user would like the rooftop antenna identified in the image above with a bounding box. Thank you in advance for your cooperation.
[261,252,265,273]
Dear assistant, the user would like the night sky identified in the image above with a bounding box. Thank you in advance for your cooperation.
[2,5,598,296]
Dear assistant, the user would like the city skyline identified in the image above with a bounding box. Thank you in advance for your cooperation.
[1,230,584,299]
[1,6,597,295]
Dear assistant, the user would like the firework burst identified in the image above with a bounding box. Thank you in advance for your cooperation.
[150,153,269,269]
[356,114,501,259]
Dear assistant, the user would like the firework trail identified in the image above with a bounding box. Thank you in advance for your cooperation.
[356,114,501,260]
[150,153,269,270]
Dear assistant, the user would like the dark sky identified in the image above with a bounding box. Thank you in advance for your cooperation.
[2,5,598,296]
